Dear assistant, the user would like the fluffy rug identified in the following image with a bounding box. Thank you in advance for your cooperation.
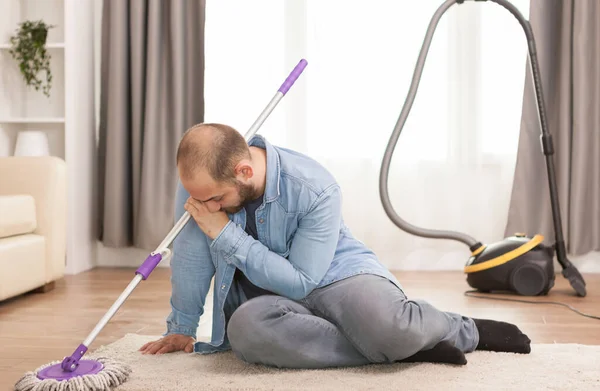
[90,334,599,391]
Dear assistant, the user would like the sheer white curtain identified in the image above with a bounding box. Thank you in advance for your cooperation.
[204,0,531,270]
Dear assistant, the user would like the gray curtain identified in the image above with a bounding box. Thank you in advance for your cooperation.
[505,0,600,256]
[98,0,205,250]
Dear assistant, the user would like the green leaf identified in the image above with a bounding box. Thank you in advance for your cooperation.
[8,20,55,98]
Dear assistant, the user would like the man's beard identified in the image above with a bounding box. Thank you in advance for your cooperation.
[221,180,259,214]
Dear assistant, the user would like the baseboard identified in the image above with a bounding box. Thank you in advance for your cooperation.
[568,252,600,273]
[96,241,171,268]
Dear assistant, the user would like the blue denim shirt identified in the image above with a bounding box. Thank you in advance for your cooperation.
[165,135,402,354]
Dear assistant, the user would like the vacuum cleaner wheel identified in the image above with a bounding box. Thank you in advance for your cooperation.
[510,263,548,296]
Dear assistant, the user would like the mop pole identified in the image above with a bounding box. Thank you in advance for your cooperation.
[61,59,308,372]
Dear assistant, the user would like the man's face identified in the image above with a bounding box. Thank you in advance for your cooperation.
[180,167,257,214]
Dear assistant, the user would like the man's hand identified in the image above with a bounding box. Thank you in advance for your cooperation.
[184,197,230,239]
[138,334,195,355]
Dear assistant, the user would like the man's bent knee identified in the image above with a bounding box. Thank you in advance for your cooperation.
[350,300,447,363]
[227,295,282,363]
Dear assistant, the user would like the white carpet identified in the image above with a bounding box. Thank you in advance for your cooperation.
[90,334,600,391]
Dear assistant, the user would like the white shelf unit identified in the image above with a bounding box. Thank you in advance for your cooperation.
[0,42,65,49]
[0,0,98,275]
[0,117,66,123]
[0,0,66,156]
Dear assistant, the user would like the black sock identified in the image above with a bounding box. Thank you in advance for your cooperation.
[399,340,467,365]
[473,318,531,354]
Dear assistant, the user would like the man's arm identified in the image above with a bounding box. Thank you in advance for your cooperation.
[210,184,342,300]
[164,180,215,339]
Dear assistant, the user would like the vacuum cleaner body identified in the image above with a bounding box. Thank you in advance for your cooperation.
[464,234,555,296]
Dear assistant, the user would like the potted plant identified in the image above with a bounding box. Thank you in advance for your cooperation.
[8,20,54,98]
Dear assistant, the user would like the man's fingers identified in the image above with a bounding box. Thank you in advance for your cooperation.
[185,198,205,216]
[139,335,193,355]
[184,199,195,212]
[139,340,158,352]
[184,201,198,220]
[143,342,165,355]
[156,344,174,355]
[185,197,211,226]
[187,197,210,212]
[140,344,151,354]
[186,197,202,208]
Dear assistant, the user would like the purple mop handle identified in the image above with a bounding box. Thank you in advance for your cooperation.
[278,59,308,95]
[244,59,308,140]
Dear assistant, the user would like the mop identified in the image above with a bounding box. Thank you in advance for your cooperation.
[14,58,308,391]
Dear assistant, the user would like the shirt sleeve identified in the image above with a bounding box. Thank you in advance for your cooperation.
[164,181,215,340]
[209,184,342,300]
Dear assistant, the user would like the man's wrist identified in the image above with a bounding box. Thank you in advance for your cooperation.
[204,219,230,240]
[210,220,249,261]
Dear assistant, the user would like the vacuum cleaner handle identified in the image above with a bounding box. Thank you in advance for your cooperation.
[60,59,308,373]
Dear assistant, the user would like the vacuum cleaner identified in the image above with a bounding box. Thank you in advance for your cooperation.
[378,0,587,297]
[14,59,308,391]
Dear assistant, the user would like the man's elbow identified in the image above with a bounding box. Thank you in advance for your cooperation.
[287,279,319,301]
[287,289,311,301]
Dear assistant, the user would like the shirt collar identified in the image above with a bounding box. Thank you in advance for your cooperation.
[248,134,280,203]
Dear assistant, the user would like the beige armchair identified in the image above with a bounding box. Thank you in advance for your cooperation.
[0,156,67,301]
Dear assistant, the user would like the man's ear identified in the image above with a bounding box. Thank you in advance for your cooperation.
[235,161,254,180]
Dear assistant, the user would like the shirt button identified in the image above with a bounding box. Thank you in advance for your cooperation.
[259,218,264,223]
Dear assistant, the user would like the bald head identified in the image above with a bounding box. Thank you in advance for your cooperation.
[176,123,250,183]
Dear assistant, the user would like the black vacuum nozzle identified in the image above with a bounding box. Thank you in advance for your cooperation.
[562,264,587,297]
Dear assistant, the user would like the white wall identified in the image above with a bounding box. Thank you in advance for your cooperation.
[63,0,98,275]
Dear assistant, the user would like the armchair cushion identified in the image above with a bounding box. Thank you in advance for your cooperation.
[0,156,66,285]
[0,195,37,238]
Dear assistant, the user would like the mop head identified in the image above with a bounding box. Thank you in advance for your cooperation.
[14,356,131,391]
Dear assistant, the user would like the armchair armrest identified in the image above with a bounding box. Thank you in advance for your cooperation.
[0,156,67,282]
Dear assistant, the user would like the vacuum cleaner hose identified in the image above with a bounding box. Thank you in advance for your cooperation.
[379,0,480,248]
[379,0,549,251]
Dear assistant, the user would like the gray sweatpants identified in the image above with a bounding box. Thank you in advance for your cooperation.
[226,274,479,369]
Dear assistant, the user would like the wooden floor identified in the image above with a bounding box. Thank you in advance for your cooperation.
[1,268,599,389]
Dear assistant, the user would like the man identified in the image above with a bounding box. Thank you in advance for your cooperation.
[139,123,531,368]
